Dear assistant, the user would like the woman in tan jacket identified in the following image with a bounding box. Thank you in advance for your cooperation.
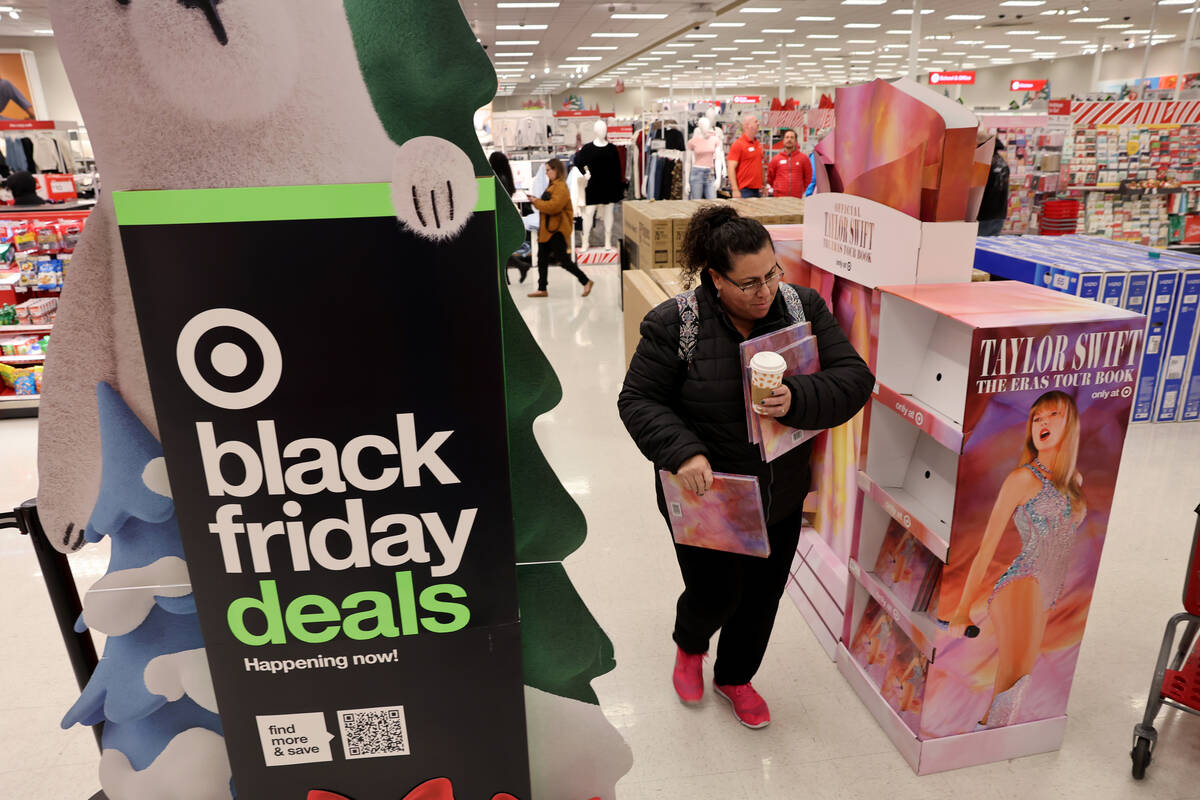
[529,158,594,298]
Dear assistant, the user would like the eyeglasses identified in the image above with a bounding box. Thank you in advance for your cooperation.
[725,265,784,294]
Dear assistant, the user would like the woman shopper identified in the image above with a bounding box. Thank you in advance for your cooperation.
[618,205,874,729]
[529,157,593,298]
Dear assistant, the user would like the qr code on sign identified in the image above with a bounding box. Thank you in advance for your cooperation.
[337,705,410,759]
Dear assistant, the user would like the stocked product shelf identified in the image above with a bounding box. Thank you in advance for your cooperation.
[857,471,950,562]
[849,558,938,662]
[0,354,45,364]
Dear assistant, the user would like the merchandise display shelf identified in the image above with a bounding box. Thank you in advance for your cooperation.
[837,643,1068,775]
[0,324,52,334]
[786,525,847,661]
[856,471,950,562]
[848,557,938,662]
[843,280,1145,772]
[0,354,44,364]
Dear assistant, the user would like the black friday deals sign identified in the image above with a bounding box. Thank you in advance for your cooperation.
[113,182,531,800]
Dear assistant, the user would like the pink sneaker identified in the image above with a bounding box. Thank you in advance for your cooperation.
[672,647,706,705]
[713,682,771,729]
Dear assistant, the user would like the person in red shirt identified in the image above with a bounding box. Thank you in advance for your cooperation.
[767,129,812,198]
[726,114,764,198]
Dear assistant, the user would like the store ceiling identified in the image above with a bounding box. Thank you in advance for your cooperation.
[461,0,1200,95]
[0,1,51,37]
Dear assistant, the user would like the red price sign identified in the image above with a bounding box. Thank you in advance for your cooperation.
[928,71,975,85]
[1010,79,1048,92]
[731,95,762,104]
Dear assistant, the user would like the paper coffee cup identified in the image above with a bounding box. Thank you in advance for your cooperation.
[750,350,786,408]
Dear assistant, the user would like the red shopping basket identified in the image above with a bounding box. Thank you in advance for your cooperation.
[1039,199,1080,236]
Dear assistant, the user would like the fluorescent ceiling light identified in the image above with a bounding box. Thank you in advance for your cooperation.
[845,22,881,28]
[946,14,986,20]
[984,44,1010,48]
[497,24,548,29]
[686,33,718,38]
[807,34,839,38]
[918,47,937,52]
[763,28,796,33]
[709,21,746,27]
[497,40,539,45]
[612,12,668,19]
[785,43,806,47]
[666,42,696,47]
[713,46,738,50]
[591,32,638,37]
[943,50,966,55]
[956,39,984,44]
[1032,51,1058,56]
[999,1,1046,5]
[565,56,601,60]
[849,59,872,63]
[751,50,776,54]
[578,46,616,50]
[695,53,718,57]
[847,39,877,43]
[1161,0,1197,4]
[843,0,887,5]
[1006,30,1041,35]
[878,53,903,58]
[1010,47,1035,52]
[497,2,558,6]
[1125,29,1152,34]
[887,29,912,34]
[650,50,673,54]
[1098,23,1133,28]
[1061,39,1089,44]
[1035,34,1066,39]
[730,56,754,60]
[893,8,935,14]
[815,47,843,51]
[796,16,835,21]
[1071,17,1110,22]
[740,7,783,12]
[735,38,766,42]
[494,52,534,57]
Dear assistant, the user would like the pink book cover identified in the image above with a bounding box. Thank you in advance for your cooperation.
[753,335,822,461]
[849,598,902,687]
[739,321,812,443]
[658,470,770,558]
[871,520,940,610]
[880,640,928,735]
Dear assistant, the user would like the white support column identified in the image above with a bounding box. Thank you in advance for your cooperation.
[1176,2,1199,101]
[908,0,923,82]
[1091,37,1105,92]
[1140,0,1160,93]
[811,84,817,106]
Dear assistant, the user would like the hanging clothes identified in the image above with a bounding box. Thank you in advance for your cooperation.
[4,135,27,172]
[21,138,36,173]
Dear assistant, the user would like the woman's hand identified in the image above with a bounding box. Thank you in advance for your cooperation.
[676,454,713,496]
[756,385,792,418]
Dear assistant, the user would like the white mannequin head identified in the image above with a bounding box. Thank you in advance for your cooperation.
[593,119,608,144]
[706,107,718,126]
[697,116,712,134]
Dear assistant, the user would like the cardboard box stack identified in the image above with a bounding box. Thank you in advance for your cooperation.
[622,197,804,272]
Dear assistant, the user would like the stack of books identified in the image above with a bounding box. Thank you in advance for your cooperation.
[739,322,821,462]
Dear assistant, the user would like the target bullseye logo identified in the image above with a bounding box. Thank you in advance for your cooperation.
[177,308,282,409]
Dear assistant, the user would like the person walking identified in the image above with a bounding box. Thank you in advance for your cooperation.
[766,129,812,198]
[726,114,765,198]
[529,157,594,298]
[618,205,874,729]
[978,139,1010,237]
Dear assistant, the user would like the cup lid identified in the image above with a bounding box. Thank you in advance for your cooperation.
[749,350,786,373]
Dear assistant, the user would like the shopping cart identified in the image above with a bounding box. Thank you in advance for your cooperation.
[1130,503,1200,780]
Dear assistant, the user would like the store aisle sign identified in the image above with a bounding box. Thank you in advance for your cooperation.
[1048,98,1072,116]
[1011,80,1048,92]
[111,180,530,800]
[929,71,975,86]
[732,95,762,104]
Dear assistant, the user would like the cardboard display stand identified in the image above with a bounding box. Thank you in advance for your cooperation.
[776,193,975,661]
[842,281,1145,774]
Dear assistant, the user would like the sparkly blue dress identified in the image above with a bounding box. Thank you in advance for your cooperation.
[992,463,1083,610]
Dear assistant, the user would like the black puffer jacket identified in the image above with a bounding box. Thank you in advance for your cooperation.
[618,277,875,525]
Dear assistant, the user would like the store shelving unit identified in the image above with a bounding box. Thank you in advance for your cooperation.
[841,281,1145,774]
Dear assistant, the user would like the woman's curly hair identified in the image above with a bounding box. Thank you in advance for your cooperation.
[678,204,773,288]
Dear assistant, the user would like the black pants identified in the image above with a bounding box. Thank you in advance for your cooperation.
[667,504,804,685]
[537,231,590,291]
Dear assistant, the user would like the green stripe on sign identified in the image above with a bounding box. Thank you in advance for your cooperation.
[114,178,496,225]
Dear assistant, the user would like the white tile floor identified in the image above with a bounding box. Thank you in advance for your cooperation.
[3,262,1200,799]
